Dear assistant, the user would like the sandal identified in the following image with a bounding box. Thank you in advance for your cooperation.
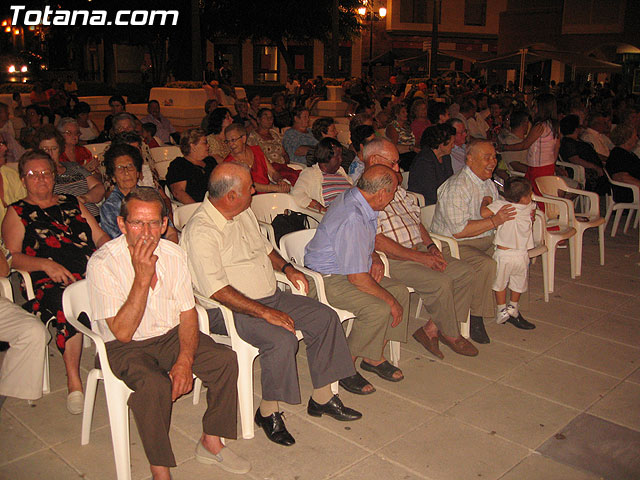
[360,360,404,382]
[339,372,376,395]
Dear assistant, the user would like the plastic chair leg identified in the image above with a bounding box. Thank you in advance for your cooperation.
[569,232,583,278]
[42,345,50,394]
[388,341,400,367]
[236,350,257,440]
[460,311,470,339]
[415,298,423,319]
[104,387,132,480]
[541,251,549,302]
[598,224,605,266]
[331,381,339,395]
[81,369,100,445]
[611,209,623,237]
[547,243,557,293]
[604,196,613,228]
[192,378,201,405]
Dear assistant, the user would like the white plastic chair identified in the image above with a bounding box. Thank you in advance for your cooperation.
[150,146,182,181]
[84,142,111,159]
[173,202,202,231]
[195,271,312,441]
[0,277,12,300]
[405,190,425,207]
[418,204,472,338]
[604,169,639,250]
[278,229,402,365]
[250,193,323,248]
[536,176,605,278]
[401,171,410,189]
[529,209,550,302]
[13,270,52,394]
[62,280,210,480]
[531,194,577,292]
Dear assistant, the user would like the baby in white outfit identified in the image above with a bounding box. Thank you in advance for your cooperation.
[481,177,536,329]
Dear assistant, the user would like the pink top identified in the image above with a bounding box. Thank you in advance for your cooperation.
[527,122,557,168]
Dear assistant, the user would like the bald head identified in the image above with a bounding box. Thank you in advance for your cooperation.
[465,139,497,181]
[208,162,250,200]
[362,137,399,169]
[356,164,399,211]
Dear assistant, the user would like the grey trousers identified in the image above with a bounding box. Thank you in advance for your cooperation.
[441,235,497,321]
[231,289,355,405]
[317,276,409,361]
[106,327,238,467]
[387,244,474,337]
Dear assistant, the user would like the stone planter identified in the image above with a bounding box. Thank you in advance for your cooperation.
[149,87,207,107]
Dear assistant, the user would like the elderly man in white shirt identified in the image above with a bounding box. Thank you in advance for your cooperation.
[430,140,516,344]
[141,100,178,145]
[180,162,360,448]
[87,187,248,479]
[580,112,613,163]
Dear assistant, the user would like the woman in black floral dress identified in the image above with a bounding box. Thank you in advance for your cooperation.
[2,150,109,414]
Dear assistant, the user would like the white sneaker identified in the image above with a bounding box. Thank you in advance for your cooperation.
[66,391,84,415]
[496,307,510,325]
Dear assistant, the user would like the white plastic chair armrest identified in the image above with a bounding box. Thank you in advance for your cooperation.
[535,193,573,225]
[274,270,306,296]
[13,269,35,300]
[429,233,460,259]
[561,186,601,217]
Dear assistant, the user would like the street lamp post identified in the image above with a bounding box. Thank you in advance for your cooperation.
[358,1,386,76]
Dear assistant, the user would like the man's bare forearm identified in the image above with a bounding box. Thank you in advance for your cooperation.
[176,308,199,367]
[107,276,152,342]
[374,234,424,263]
[453,217,495,239]
[212,285,270,319]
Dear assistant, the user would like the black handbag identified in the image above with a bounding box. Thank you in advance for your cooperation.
[271,209,311,245]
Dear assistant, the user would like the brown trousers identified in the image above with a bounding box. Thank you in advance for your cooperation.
[105,326,238,467]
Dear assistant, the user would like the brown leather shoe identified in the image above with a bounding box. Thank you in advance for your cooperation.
[438,333,479,357]
[412,327,444,359]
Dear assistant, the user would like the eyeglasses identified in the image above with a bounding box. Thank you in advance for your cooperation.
[41,146,59,153]
[125,219,163,229]
[224,135,245,145]
[63,130,80,136]
[24,170,54,179]
[114,164,137,173]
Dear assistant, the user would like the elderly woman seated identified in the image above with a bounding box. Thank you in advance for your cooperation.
[166,128,217,204]
[291,137,352,213]
[99,143,178,242]
[36,126,105,219]
[2,150,109,415]
[57,118,97,172]
[224,123,291,193]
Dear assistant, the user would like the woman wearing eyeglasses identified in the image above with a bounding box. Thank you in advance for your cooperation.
[166,128,217,204]
[1,149,109,415]
[99,143,179,242]
[36,126,105,220]
[223,123,291,193]
[57,118,96,172]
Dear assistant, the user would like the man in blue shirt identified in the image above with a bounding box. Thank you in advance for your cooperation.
[305,165,410,395]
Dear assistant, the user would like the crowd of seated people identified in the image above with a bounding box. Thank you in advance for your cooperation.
[2,75,640,480]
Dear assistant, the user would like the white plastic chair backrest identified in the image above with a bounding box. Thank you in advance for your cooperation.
[154,161,171,181]
[421,204,436,228]
[401,171,409,189]
[536,175,568,198]
[84,142,110,158]
[150,146,182,164]
[604,169,640,202]
[173,202,201,231]
[250,193,299,223]
[337,130,351,146]
[279,229,317,267]
[532,209,545,248]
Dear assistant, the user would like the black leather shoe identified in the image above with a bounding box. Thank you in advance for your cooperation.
[254,409,295,446]
[506,313,536,330]
[470,315,490,344]
[307,394,362,421]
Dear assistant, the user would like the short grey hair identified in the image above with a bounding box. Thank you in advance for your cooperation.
[447,117,464,129]
[356,169,395,194]
[57,117,78,133]
[362,137,391,163]
[112,112,136,133]
[208,162,250,200]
